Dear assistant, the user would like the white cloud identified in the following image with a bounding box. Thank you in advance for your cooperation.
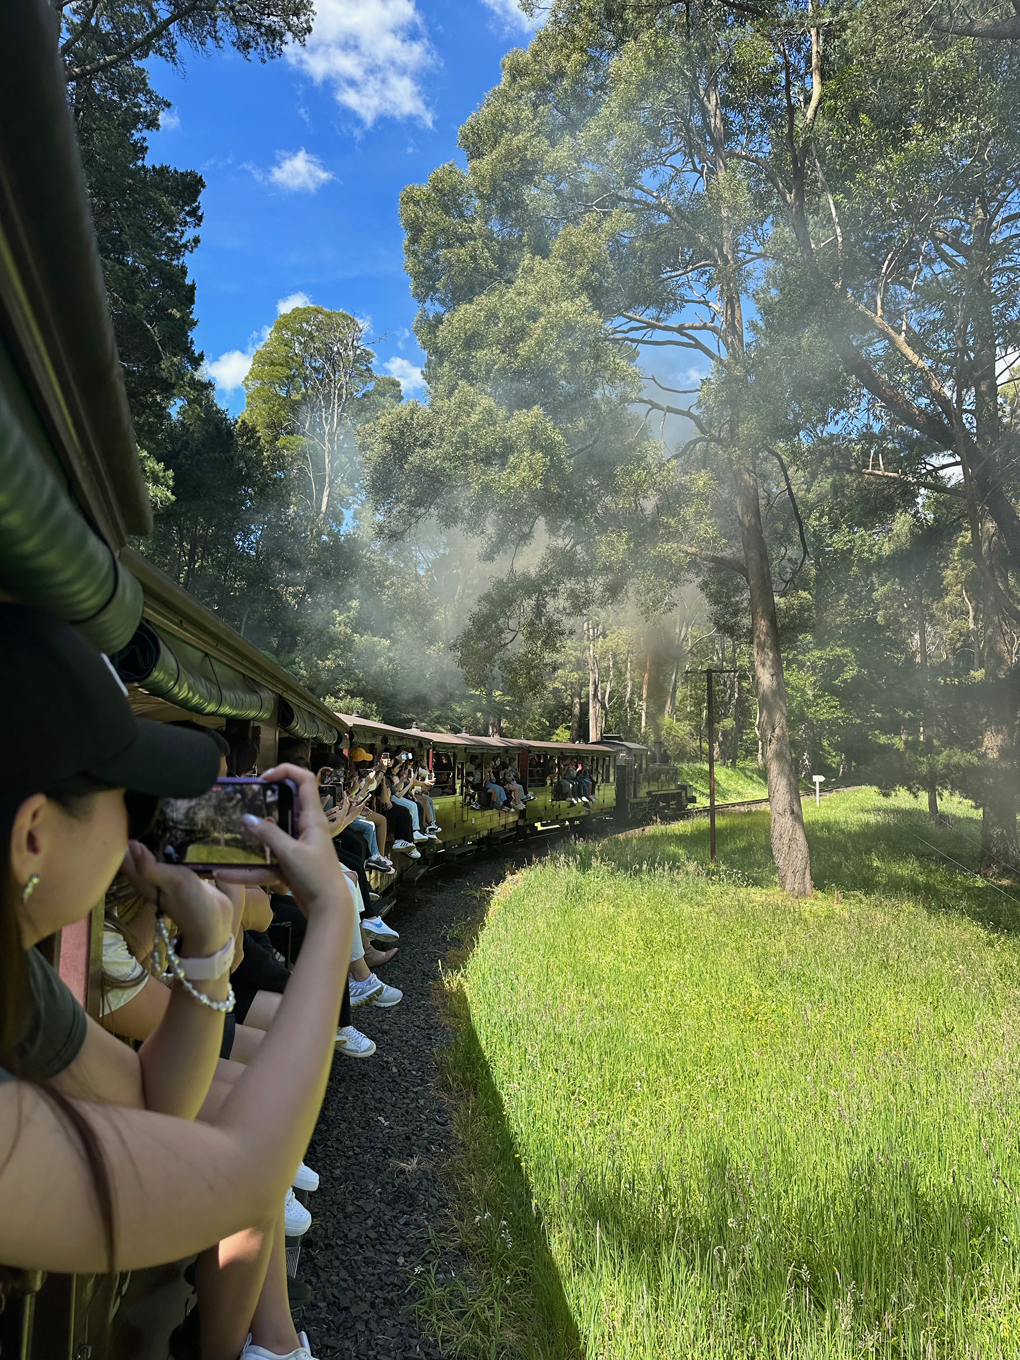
[286,0,436,127]
[480,0,538,31]
[384,356,426,395]
[206,349,254,392]
[269,148,334,192]
[159,106,181,130]
[277,291,313,314]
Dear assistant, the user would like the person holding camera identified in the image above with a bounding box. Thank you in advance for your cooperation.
[0,605,356,1360]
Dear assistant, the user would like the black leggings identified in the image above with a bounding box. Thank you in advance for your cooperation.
[380,801,414,842]
[225,924,351,1041]
[335,844,372,907]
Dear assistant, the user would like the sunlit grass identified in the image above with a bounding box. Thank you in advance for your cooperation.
[674,760,770,804]
[430,790,1020,1358]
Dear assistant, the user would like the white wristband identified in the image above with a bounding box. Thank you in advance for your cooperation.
[178,935,236,981]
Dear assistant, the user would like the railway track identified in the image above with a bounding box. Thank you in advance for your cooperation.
[618,784,848,838]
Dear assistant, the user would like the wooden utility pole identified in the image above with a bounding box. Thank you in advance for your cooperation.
[689,667,738,864]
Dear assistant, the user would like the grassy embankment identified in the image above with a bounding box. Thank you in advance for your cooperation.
[427,790,1020,1359]
[673,759,769,804]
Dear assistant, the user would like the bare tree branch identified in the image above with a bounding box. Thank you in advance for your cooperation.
[768,449,812,589]
[68,0,206,80]
[678,547,749,579]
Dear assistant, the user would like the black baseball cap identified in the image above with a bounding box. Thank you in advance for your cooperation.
[2,604,220,800]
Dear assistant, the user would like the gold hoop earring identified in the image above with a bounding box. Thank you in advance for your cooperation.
[20,875,40,906]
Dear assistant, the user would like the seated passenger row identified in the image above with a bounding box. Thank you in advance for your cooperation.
[0,604,407,1360]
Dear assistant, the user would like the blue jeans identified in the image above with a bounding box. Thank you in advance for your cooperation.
[351,816,380,857]
[485,782,507,808]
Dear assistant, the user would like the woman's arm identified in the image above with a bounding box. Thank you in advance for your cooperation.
[241,887,273,934]
[55,869,234,1116]
[99,975,170,1043]
[0,764,353,1275]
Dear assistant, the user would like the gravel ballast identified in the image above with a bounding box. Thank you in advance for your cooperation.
[298,846,551,1360]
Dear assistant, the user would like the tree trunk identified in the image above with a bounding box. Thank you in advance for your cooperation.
[625,647,633,722]
[734,462,813,895]
[979,519,1017,872]
[970,194,1017,872]
[665,655,680,720]
[962,585,980,671]
[640,653,650,735]
[730,668,740,768]
[916,582,939,817]
[587,619,604,742]
[569,687,581,742]
[664,610,684,720]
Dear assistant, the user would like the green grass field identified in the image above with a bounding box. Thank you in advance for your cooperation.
[673,759,769,804]
[429,791,1020,1359]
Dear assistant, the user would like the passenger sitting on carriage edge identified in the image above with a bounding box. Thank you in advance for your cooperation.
[500,762,528,811]
[99,876,325,1347]
[319,760,393,874]
[464,758,484,808]
[0,604,355,1360]
[414,756,437,826]
[346,749,400,866]
[319,767,394,870]
[386,752,432,841]
[369,751,420,857]
[483,764,508,809]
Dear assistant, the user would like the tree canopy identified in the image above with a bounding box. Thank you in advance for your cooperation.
[361,0,1020,883]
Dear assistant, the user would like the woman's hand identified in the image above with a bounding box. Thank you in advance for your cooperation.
[122,841,234,958]
[236,764,347,919]
[327,793,370,834]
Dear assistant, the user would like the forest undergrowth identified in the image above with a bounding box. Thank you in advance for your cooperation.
[423,791,1020,1359]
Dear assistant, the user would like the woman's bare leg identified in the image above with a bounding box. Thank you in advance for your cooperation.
[241,990,283,1033]
[229,1021,269,1062]
[362,807,388,850]
[197,1219,291,1360]
[248,1215,302,1354]
[192,1080,302,1356]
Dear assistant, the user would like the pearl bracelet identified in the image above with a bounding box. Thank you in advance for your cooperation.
[155,916,235,1014]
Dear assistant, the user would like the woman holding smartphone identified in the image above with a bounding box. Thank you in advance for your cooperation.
[0,605,355,1360]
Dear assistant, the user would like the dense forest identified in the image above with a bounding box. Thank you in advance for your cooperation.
[63,0,1020,886]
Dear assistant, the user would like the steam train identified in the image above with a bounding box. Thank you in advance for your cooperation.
[0,6,699,1357]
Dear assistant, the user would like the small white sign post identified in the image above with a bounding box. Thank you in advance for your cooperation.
[812,774,825,806]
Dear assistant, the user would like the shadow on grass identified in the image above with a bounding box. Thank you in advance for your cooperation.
[418,910,584,1360]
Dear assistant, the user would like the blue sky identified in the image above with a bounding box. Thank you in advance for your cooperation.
[147,0,538,414]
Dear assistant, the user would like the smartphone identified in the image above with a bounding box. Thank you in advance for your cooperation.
[150,777,298,869]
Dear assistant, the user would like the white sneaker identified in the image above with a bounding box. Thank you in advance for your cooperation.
[362,916,399,942]
[284,1188,311,1237]
[412,830,429,842]
[335,1024,376,1057]
[240,1330,315,1359]
[370,976,403,1008]
[349,975,384,1007]
[292,1161,319,1193]
[393,840,421,859]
